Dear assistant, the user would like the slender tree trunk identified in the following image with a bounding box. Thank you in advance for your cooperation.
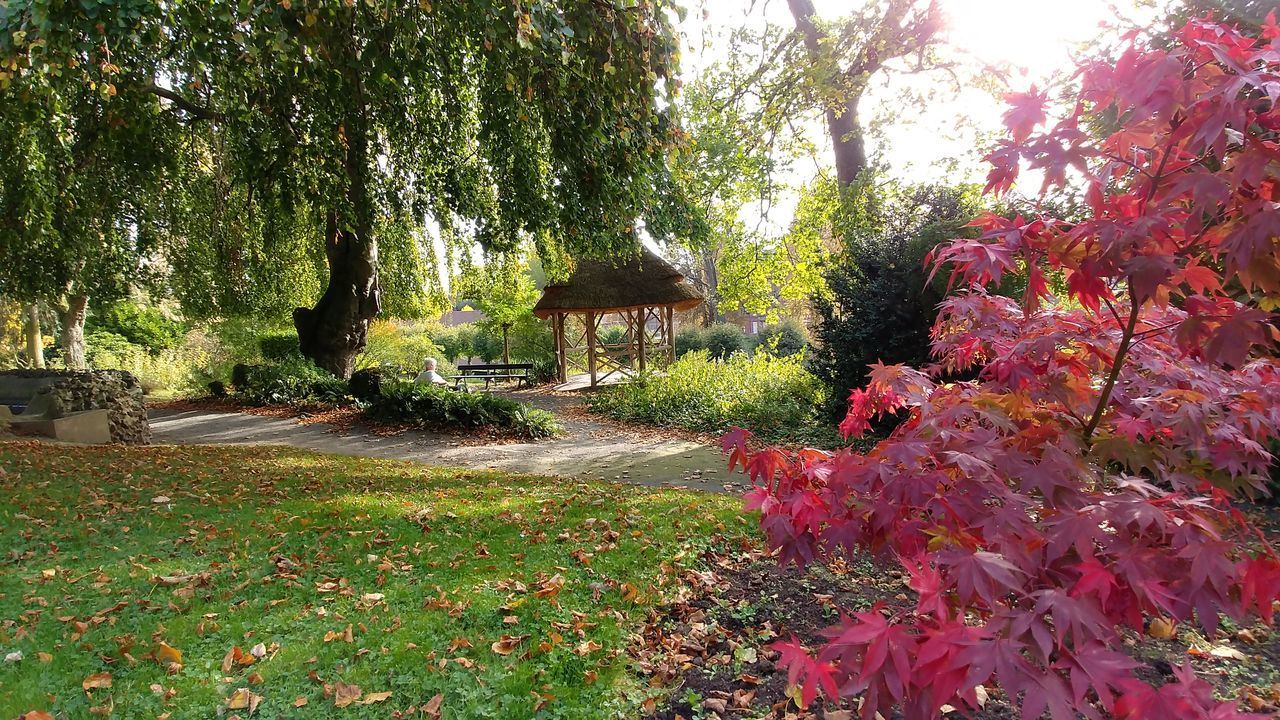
[787,0,868,187]
[293,30,380,379]
[501,323,511,364]
[700,250,720,327]
[60,294,89,370]
[24,304,45,369]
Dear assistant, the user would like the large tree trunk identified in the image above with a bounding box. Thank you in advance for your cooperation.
[294,30,379,380]
[24,304,45,369]
[60,294,89,370]
[293,210,379,379]
[787,0,867,187]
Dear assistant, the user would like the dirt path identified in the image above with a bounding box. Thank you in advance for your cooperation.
[148,390,745,493]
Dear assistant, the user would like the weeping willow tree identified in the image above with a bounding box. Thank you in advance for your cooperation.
[2,0,689,376]
[0,40,176,369]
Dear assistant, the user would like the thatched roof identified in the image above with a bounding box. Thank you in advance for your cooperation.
[533,248,703,318]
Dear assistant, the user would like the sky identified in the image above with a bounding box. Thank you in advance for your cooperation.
[678,0,1161,230]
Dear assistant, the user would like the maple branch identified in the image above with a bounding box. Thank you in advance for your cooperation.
[1083,291,1140,445]
[1100,295,1124,326]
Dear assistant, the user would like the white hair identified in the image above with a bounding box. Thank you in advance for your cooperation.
[423,357,437,370]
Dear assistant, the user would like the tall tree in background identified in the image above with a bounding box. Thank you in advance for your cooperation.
[665,29,828,324]
[3,1,687,377]
[785,0,944,186]
[0,35,173,369]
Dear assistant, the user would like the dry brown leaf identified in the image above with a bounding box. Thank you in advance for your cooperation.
[491,634,526,656]
[20,713,55,720]
[333,681,362,708]
[293,697,308,708]
[82,672,113,691]
[155,642,183,665]
[227,687,262,711]
[1149,617,1176,639]
[360,691,392,705]
[423,693,444,718]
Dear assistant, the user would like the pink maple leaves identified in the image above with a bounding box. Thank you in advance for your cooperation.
[732,15,1280,720]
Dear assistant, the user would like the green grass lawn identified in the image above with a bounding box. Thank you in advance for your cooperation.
[0,441,751,719]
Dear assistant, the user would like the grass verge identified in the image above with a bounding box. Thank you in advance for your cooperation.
[0,441,750,719]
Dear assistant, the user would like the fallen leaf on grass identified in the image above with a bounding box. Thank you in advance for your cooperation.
[361,691,391,704]
[155,642,183,665]
[333,682,362,708]
[491,634,527,656]
[151,495,171,504]
[293,697,308,707]
[19,713,54,720]
[227,687,263,714]
[82,672,112,690]
[423,693,444,718]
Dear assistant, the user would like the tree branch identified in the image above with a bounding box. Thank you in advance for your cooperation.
[146,83,221,121]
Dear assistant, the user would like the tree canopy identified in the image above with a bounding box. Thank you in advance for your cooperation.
[1,0,691,375]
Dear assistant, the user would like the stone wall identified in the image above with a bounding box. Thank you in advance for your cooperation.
[2,370,151,444]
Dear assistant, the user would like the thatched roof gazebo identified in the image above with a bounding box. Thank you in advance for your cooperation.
[533,248,703,387]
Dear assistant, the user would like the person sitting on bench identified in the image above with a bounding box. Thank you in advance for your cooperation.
[414,357,448,387]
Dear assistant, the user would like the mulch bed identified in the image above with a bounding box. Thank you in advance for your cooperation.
[633,541,1280,720]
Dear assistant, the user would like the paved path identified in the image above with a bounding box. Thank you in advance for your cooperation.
[148,392,743,494]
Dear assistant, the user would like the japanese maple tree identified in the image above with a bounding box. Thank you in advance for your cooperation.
[729,16,1280,720]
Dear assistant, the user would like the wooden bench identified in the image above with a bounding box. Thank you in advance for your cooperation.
[452,363,534,391]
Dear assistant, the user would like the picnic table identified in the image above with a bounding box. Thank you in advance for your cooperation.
[451,363,533,391]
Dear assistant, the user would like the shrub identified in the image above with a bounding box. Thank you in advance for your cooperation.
[433,324,477,362]
[85,330,216,395]
[368,381,560,439]
[258,332,302,361]
[235,360,350,406]
[809,182,979,418]
[359,319,451,376]
[470,327,504,363]
[348,367,383,401]
[674,327,705,357]
[587,351,832,446]
[739,22,1280,720]
[85,330,142,366]
[756,320,807,357]
[702,323,747,360]
[87,300,187,353]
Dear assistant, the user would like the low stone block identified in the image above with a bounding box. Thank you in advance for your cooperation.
[11,409,112,444]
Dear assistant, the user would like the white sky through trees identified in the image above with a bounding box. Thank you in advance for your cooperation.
[679,0,1162,231]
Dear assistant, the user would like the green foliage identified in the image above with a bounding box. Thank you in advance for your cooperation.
[433,325,478,363]
[809,179,982,417]
[587,351,835,446]
[675,327,706,357]
[702,323,748,360]
[258,332,302,361]
[369,382,560,440]
[470,329,505,364]
[757,320,808,358]
[85,328,217,395]
[86,301,186,353]
[355,320,451,377]
[236,360,350,406]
